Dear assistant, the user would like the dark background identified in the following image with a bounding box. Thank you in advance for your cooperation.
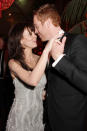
[0,0,71,37]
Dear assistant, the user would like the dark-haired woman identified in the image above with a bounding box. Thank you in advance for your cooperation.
[6,23,55,131]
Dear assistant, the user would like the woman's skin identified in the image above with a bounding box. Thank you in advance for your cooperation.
[8,27,56,87]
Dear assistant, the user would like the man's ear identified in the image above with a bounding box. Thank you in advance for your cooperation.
[44,18,51,28]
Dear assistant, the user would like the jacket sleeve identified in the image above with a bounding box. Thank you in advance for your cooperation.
[54,35,87,93]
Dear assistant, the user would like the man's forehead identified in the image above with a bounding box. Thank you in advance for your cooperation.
[34,17,42,26]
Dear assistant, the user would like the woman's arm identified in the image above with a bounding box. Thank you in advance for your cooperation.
[9,38,55,86]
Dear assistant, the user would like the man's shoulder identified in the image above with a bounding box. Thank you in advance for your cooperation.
[66,33,87,43]
[66,32,78,37]
[67,32,86,39]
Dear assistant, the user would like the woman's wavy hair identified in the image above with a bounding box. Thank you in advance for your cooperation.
[8,22,34,70]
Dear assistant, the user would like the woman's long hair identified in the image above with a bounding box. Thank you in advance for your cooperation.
[8,22,34,70]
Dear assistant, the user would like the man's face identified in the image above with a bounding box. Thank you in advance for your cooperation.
[33,15,49,41]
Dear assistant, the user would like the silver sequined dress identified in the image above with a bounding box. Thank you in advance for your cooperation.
[6,74,46,131]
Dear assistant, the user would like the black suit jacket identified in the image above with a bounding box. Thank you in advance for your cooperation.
[47,33,87,131]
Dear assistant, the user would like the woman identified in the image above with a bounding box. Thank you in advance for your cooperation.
[6,22,55,131]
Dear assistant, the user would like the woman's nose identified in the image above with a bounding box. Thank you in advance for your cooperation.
[35,34,37,39]
[33,33,37,39]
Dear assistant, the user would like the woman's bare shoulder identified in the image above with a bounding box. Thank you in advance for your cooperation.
[8,59,20,67]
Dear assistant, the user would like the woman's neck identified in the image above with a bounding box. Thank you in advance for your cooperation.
[24,48,33,59]
[24,48,38,69]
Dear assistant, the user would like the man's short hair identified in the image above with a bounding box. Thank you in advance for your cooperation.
[34,4,61,27]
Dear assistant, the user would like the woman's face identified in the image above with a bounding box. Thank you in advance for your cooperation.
[21,27,37,49]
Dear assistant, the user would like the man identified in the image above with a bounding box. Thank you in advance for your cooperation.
[33,4,87,131]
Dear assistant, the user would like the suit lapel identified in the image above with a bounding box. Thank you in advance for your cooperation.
[64,33,77,55]
[49,33,77,66]
[64,33,71,54]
